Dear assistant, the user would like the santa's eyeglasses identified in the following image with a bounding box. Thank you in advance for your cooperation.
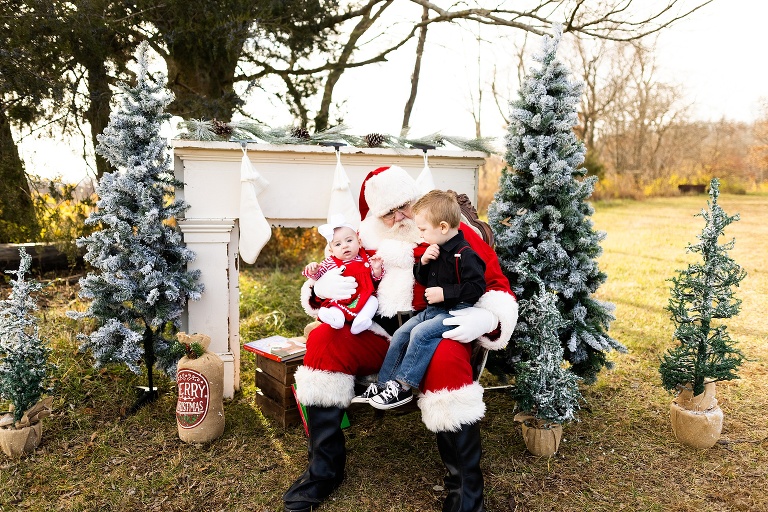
[381,201,412,220]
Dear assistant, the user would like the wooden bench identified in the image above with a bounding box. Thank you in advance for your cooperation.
[678,184,707,194]
[456,192,494,381]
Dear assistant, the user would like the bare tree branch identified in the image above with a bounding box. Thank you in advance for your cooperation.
[315,1,395,131]
[401,4,430,134]
[229,0,714,132]
[407,0,714,41]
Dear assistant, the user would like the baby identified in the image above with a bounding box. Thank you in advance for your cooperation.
[303,214,383,334]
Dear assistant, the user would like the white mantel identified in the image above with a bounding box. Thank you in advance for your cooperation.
[172,140,487,398]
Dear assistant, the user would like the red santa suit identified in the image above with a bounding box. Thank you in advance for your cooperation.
[286,165,518,512]
[295,166,518,432]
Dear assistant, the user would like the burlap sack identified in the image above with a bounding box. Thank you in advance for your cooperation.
[670,400,723,449]
[176,333,225,443]
[521,422,563,457]
[675,381,717,411]
[0,422,42,458]
[514,411,563,456]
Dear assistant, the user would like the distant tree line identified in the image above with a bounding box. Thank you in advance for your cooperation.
[569,37,766,197]
[480,34,767,206]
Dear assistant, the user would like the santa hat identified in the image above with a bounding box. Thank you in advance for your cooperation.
[359,166,422,220]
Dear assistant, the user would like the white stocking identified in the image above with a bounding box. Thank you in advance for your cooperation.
[318,306,345,329]
[239,151,271,264]
[350,296,379,335]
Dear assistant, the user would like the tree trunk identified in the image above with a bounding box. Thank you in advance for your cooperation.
[0,109,37,243]
[124,325,160,415]
[144,325,156,395]
[401,6,429,135]
[85,60,114,180]
[133,0,255,121]
[314,3,387,132]
[165,47,245,122]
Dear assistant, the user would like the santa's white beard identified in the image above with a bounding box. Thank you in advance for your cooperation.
[359,216,420,250]
[359,216,421,317]
[386,218,420,242]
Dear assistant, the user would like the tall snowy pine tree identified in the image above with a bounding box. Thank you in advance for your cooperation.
[69,42,202,405]
[488,27,624,383]
[0,248,50,424]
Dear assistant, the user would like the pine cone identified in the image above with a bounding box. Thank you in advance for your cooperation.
[291,126,311,140]
[364,133,385,147]
[211,119,233,136]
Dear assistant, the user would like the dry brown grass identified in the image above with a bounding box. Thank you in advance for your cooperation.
[1,194,766,511]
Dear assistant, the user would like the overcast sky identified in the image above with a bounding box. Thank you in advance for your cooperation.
[20,0,767,183]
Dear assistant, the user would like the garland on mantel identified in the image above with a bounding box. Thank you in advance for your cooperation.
[176,118,498,154]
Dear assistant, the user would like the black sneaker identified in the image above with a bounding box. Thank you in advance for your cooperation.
[370,380,413,410]
[351,382,383,404]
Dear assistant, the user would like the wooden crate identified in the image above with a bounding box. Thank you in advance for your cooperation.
[254,355,303,427]
[254,390,301,428]
[256,354,302,385]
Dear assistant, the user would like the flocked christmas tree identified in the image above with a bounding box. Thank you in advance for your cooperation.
[513,281,581,425]
[488,27,624,383]
[0,248,50,425]
[659,178,746,397]
[68,41,203,409]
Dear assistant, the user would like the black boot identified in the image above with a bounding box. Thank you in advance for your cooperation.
[283,405,347,512]
[436,421,485,512]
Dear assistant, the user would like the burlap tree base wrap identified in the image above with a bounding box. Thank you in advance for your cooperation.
[0,422,42,458]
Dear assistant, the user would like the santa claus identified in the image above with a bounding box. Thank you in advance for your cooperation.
[284,165,518,512]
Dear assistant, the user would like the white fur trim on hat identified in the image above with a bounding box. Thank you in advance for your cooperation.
[418,382,486,433]
[475,289,519,351]
[363,166,421,219]
[293,366,356,408]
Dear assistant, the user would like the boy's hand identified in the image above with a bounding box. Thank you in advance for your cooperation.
[424,286,444,304]
[369,254,384,278]
[421,244,440,265]
[305,262,319,275]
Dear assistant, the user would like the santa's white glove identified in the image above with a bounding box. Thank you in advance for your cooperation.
[312,266,357,300]
[442,307,499,343]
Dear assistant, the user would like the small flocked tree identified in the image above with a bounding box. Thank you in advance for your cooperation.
[0,248,50,424]
[488,27,624,383]
[514,282,581,425]
[69,42,203,408]
[659,178,746,397]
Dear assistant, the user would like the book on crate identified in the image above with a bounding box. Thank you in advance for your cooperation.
[243,335,307,362]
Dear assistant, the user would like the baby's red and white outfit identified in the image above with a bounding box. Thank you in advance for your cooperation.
[303,249,382,320]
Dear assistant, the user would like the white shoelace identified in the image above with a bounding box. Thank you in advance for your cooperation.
[379,381,401,401]
[362,382,380,398]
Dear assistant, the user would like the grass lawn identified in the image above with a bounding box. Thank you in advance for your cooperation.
[1,193,766,511]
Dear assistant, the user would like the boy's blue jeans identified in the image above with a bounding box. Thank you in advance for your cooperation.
[378,303,471,389]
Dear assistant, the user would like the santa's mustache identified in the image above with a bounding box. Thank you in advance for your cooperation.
[384,217,421,243]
